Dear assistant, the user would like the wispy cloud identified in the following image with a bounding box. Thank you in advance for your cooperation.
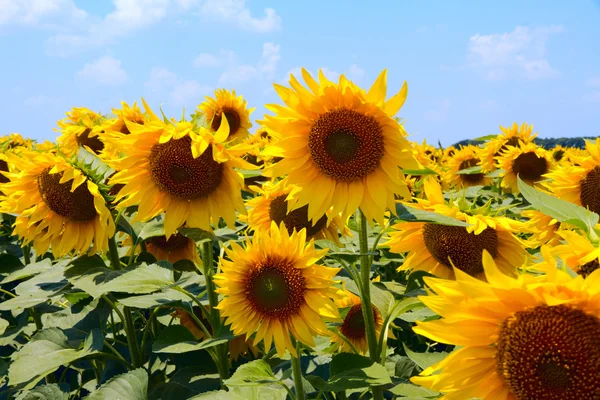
[423,99,451,121]
[77,56,127,86]
[218,42,281,85]
[0,0,87,27]
[586,76,600,87]
[198,0,282,33]
[145,67,210,106]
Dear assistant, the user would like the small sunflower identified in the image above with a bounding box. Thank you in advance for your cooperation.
[545,138,600,215]
[34,140,58,153]
[214,222,343,357]
[144,233,201,265]
[480,122,538,172]
[196,89,253,143]
[246,180,348,244]
[107,109,249,237]
[0,133,33,151]
[497,142,554,193]
[0,151,115,257]
[102,100,151,160]
[411,251,600,400]
[445,145,491,188]
[551,230,600,278]
[261,69,419,225]
[55,107,106,157]
[521,209,563,247]
[382,178,528,279]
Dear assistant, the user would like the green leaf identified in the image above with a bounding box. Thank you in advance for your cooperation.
[9,328,103,387]
[394,356,418,379]
[389,383,439,398]
[178,227,215,241]
[152,325,232,353]
[86,368,148,400]
[103,262,174,294]
[16,384,69,400]
[223,360,278,387]
[401,168,439,176]
[327,353,392,391]
[454,165,482,175]
[0,318,9,335]
[138,217,166,240]
[517,176,599,233]
[2,258,59,284]
[41,298,110,334]
[473,134,498,141]
[395,204,469,227]
[403,344,449,370]
[120,272,205,308]
[190,386,287,400]
[0,253,24,276]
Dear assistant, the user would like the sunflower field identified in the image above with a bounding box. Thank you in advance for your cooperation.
[1,70,599,400]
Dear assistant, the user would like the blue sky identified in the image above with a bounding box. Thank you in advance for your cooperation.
[1,0,599,146]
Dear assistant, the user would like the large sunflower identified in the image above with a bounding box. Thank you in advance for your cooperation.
[261,69,419,225]
[445,145,491,188]
[214,222,343,357]
[411,251,600,400]
[196,89,253,143]
[545,138,600,215]
[0,151,115,257]
[497,142,554,193]
[246,180,348,244]
[107,110,249,237]
[480,122,538,172]
[382,178,528,279]
[55,107,106,157]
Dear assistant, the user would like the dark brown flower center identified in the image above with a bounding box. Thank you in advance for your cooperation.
[76,128,104,154]
[422,224,498,276]
[496,305,600,400]
[580,166,600,215]
[308,109,384,182]
[149,136,223,200]
[245,257,306,319]
[578,259,599,278]
[458,158,485,184]
[340,303,379,340]
[37,168,97,222]
[269,194,328,238]
[495,136,521,157]
[512,152,548,181]
[146,234,189,251]
[0,160,9,184]
[242,154,268,187]
[553,149,565,161]
[211,108,241,138]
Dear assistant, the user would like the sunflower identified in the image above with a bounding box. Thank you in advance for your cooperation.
[214,222,343,357]
[480,122,538,172]
[102,100,151,160]
[34,140,58,153]
[0,133,33,151]
[382,177,528,279]
[545,138,600,215]
[497,142,554,193]
[330,290,385,355]
[414,140,442,166]
[551,230,600,278]
[0,151,115,257]
[196,89,253,143]
[261,69,419,225]
[144,233,201,265]
[246,180,348,244]
[410,251,600,400]
[445,145,491,188]
[521,209,563,247]
[55,107,106,157]
[107,109,250,238]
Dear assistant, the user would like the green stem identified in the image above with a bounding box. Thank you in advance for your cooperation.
[140,307,161,361]
[291,337,305,400]
[201,240,220,324]
[108,235,121,270]
[124,307,141,368]
[0,288,16,298]
[22,244,31,264]
[356,210,384,400]
[104,340,134,370]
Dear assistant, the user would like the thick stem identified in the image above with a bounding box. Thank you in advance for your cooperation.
[108,235,121,270]
[124,307,141,368]
[22,244,31,265]
[291,337,305,400]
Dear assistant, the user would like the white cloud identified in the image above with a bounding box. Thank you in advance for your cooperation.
[259,42,280,75]
[467,25,564,80]
[583,91,600,103]
[218,42,280,85]
[145,66,178,91]
[193,49,236,68]
[144,67,210,106]
[23,94,54,106]
[199,0,281,33]
[77,56,127,86]
[170,80,211,105]
[423,99,451,121]
[0,0,86,26]
[586,76,600,87]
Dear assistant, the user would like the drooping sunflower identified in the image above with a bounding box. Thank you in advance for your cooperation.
[55,107,107,157]
[411,251,600,400]
[480,122,538,172]
[246,180,348,244]
[107,109,250,237]
[195,89,254,144]
[545,138,600,215]
[144,233,201,265]
[261,69,419,225]
[330,290,385,355]
[214,222,343,357]
[551,230,600,277]
[497,142,554,193]
[382,177,528,279]
[445,145,491,188]
[521,209,563,247]
[0,151,115,257]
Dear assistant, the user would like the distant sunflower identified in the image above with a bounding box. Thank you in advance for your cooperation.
[196,89,253,143]
[107,110,249,237]
[246,180,348,244]
[521,209,563,247]
[34,140,57,153]
[497,142,553,193]
[552,230,600,278]
[214,222,343,357]
[0,151,115,257]
[102,100,151,160]
[56,107,106,157]
[411,251,600,400]
[545,138,600,215]
[480,122,538,172]
[445,145,491,188]
[382,178,528,279]
[145,233,201,265]
[262,69,418,225]
[414,140,442,166]
[0,133,33,151]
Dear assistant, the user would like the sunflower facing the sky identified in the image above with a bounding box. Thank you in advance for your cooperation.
[214,222,343,357]
[480,122,538,173]
[107,107,251,238]
[382,177,528,279]
[545,138,600,215]
[497,142,554,193]
[196,89,254,144]
[445,145,491,188]
[55,107,106,157]
[411,251,600,400]
[0,151,115,257]
[261,69,419,226]
[246,180,348,244]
